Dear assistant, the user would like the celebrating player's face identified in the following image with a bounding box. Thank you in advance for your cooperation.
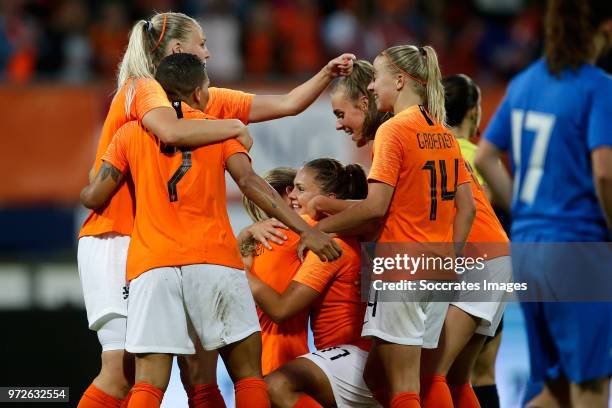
[331,87,367,147]
[287,167,324,215]
[368,56,397,112]
[172,25,211,62]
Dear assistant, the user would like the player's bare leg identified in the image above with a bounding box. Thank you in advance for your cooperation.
[125,353,173,407]
[91,350,134,399]
[370,339,421,396]
[471,331,500,387]
[177,337,219,385]
[218,332,270,407]
[265,358,335,407]
[133,353,174,391]
[177,337,225,407]
[447,334,487,385]
[363,344,391,406]
[470,330,501,407]
[569,377,610,408]
[525,378,569,408]
[421,306,481,377]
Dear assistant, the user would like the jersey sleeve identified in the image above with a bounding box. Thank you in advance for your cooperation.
[292,250,342,293]
[222,139,250,168]
[483,93,512,151]
[101,122,135,173]
[587,75,612,151]
[206,87,254,124]
[368,124,404,187]
[133,78,172,120]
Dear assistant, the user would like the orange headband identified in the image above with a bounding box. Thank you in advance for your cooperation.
[152,15,167,51]
[382,51,427,86]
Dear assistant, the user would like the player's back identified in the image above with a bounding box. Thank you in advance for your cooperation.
[296,237,369,351]
[103,105,245,281]
[485,59,611,240]
[370,105,470,243]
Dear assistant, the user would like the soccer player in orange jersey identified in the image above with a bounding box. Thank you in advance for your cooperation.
[315,45,476,408]
[236,168,313,377]
[80,53,342,408]
[245,158,383,408]
[319,60,509,408]
[414,74,511,408]
[77,11,356,408]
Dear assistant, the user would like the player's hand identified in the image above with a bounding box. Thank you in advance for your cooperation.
[297,227,342,262]
[248,218,289,250]
[326,53,356,78]
[237,126,254,152]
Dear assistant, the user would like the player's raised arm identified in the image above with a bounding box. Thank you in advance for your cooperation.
[315,182,394,234]
[225,153,342,262]
[80,162,125,209]
[142,109,250,148]
[247,53,356,122]
[143,54,252,149]
[305,195,358,220]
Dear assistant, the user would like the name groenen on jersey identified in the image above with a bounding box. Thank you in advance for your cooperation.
[416,132,454,150]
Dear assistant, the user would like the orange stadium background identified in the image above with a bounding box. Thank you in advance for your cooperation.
[0,0,610,407]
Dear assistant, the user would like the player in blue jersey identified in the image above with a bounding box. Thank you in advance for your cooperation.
[475,0,612,406]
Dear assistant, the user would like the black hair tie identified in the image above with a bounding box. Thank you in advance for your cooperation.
[145,20,153,31]
[419,46,426,57]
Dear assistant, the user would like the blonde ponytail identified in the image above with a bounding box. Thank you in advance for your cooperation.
[115,12,200,115]
[380,44,446,124]
[422,46,446,125]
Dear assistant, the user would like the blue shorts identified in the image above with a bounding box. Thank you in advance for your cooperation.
[512,231,612,403]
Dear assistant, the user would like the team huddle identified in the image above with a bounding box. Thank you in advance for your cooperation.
[76,2,612,408]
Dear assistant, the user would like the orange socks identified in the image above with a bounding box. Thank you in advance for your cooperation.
[189,384,226,408]
[420,375,453,408]
[127,383,164,408]
[234,377,270,408]
[292,394,323,408]
[390,392,421,408]
[78,384,122,408]
[450,383,481,408]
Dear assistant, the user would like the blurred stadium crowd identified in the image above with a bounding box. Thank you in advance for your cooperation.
[1,0,544,84]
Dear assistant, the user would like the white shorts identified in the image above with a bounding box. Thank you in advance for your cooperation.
[77,234,130,331]
[97,317,127,351]
[451,256,511,337]
[301,345,380,408]
[125,264,260,355]
[362,285,449,348]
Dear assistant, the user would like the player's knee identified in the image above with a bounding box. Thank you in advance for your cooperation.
[265,371,295,405]
[99,350,133,395]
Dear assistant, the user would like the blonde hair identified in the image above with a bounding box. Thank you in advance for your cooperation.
[381,45,446,124]
[243,167,297,223]
[117,12,200,115]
